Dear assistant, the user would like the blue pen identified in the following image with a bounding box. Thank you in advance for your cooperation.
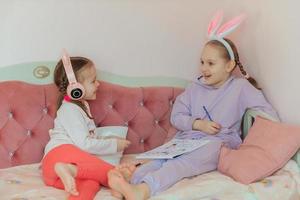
[203,106,213,121]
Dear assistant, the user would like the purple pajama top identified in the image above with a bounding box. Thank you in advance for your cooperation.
[170,75,278,149]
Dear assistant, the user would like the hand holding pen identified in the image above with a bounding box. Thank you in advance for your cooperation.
[202,106,213,121]
[192,106,221,134]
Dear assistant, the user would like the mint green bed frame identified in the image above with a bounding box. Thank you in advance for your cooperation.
[0,61,188,87]
[2,62,298,167]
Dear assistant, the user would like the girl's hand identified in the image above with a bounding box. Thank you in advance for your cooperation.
[117,139,131,152]
[193,119,221,135]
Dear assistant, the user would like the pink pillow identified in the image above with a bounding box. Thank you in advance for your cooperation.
[218,116,300,184]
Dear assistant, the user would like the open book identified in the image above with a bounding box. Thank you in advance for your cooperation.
[136,138,210,159]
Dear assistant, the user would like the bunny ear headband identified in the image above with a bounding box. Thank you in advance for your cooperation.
[207,11,246,60]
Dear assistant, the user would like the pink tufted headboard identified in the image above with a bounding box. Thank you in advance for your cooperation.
[0,81,183,169]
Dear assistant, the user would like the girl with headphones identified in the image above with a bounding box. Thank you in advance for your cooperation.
[41,51,130,200]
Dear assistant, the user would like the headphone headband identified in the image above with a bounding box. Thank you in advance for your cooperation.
[61,49,85,100]
[62,49,77,84]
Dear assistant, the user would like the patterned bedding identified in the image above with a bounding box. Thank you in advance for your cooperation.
[0,154,300,200]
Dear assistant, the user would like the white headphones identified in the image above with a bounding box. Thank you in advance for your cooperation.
[61,49,85,100]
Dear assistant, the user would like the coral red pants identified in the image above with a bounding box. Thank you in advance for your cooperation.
[42,144,114,200]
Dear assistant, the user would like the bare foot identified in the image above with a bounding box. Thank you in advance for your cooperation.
[111,164,136,200]
[54,163,79,196]
[108,170,149,200]
[118,167,134,181]
[111,189,124,199]
[116,163,137,181]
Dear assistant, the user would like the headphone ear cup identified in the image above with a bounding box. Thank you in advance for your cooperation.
[67,83,85,100]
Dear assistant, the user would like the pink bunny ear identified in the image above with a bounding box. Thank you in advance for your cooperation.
[216,14,246,38]
[207,10,223,37]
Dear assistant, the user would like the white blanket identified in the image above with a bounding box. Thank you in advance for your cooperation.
[0,155,299,200]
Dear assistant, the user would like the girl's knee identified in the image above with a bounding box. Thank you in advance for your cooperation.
[205,138,223,152]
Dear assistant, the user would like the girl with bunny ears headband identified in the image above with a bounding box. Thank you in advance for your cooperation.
[107,11,278,200]
[206,11,260,89]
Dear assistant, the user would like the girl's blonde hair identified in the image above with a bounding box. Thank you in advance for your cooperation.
[206,38,260,90]
[54,56,94,118]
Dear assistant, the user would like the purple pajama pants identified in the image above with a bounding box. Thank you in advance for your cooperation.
[130,137,223,196]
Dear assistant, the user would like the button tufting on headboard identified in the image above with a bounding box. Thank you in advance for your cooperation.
[89,82,184,154]
[43,107,48,114]
[27,130,32,137]
[0,80,183,168]
[8,112,13,119]
[0,81,58,168]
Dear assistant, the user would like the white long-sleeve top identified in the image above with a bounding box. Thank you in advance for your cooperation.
[44,101,117,157]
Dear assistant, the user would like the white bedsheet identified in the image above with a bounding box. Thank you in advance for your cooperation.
[0,155,300,200]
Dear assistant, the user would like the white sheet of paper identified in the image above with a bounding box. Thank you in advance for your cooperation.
[136,139,210,159]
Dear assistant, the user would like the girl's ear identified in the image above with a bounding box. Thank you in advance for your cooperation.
[225,60,236,72]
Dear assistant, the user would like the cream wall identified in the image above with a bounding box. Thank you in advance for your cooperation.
[0,0,299,124]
